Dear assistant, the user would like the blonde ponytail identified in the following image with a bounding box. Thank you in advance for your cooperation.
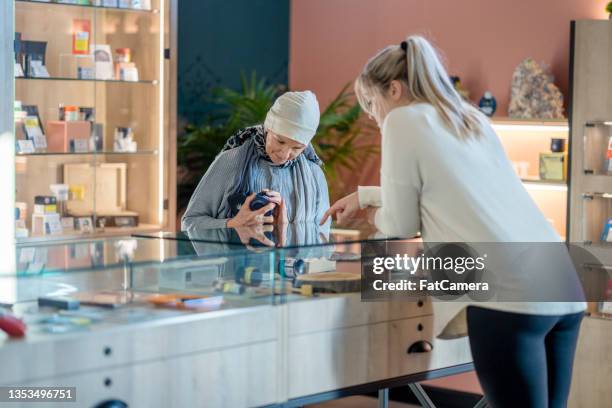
[356,35,485,140]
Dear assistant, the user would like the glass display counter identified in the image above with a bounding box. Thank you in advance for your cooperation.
[136,220,396,279]
[0,221,405,335]
[1,235,278,306]
[0,223,476,408]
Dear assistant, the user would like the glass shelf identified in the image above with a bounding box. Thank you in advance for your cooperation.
[11,236,182,277]
[16,224,162,244]
[17,150,159,156]
[16,0,158,13]
[491,117,569,132]
[585,121,612,127]
[16,76,158,85]
[588,192,612,199]
[583,122,612,175]
[521,179,567,194]
[582,193,612,244]
[521,178,567,186]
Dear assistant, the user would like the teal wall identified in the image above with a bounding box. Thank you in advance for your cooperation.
[177,0,290,130]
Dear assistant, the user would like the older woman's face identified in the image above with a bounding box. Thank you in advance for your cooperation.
[265,130,306,164]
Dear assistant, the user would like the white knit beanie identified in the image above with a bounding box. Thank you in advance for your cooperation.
[264,91,320,145]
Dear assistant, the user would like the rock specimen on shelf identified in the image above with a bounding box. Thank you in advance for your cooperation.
[508,58,565,119]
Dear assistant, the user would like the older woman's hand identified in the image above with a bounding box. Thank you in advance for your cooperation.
[227,193,276,228]
[258,189,289,226]
[260,189,289,226]
[261,189,282,206]
[233,224,276,249]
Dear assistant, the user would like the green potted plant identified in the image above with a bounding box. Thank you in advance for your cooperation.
[177,72,378,213]
[607,2,612,19]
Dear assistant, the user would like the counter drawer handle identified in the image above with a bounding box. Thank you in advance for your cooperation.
[407,340,433,354]
[94,400,128,408]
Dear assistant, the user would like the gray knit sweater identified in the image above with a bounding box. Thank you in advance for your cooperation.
[181,134,330,231]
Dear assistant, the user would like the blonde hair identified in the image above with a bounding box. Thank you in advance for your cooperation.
[356,35,485,139]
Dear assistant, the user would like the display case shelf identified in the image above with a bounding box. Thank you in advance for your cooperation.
[17,150,158,156]
[521,178,568,187]
[16,76,158,85]
[581,192,612,245]
[17,223,162,244]
[491,117,569,132]
[583,121,612,176]
[16,0,158,13]
[585,121,612,127]
[521,177,566,184]
[581,174,612,194]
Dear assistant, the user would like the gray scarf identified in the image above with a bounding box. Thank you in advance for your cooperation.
[222,125,324,218]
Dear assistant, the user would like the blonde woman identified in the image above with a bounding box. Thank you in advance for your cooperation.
[322,36,585,408]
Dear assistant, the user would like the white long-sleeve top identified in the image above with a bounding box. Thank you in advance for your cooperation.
[358,103,585,336]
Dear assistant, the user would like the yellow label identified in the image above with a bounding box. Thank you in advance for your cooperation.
[69,185,86,200]
[24,117,39,128]
[44,204,57,213]
[74,31,89,53]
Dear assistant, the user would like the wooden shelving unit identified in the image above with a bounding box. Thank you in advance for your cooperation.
[566,19,612,408]
[11,0,177,242]
[568,20,612,255]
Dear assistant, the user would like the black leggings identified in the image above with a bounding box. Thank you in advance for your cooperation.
[466,306,583,408]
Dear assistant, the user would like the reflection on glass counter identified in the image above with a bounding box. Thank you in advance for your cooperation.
[7,221,402,280]
[2,221,410,309]
[2,236,279,311]
[137,221,410,280]
[137,220,405,249]
[9,236,204,277]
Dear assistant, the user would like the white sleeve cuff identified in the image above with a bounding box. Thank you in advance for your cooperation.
[358,185,382,209]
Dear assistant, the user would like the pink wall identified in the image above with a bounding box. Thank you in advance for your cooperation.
[290,0,609,116]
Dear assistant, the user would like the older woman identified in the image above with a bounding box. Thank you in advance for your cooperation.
[181,91,329,231]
